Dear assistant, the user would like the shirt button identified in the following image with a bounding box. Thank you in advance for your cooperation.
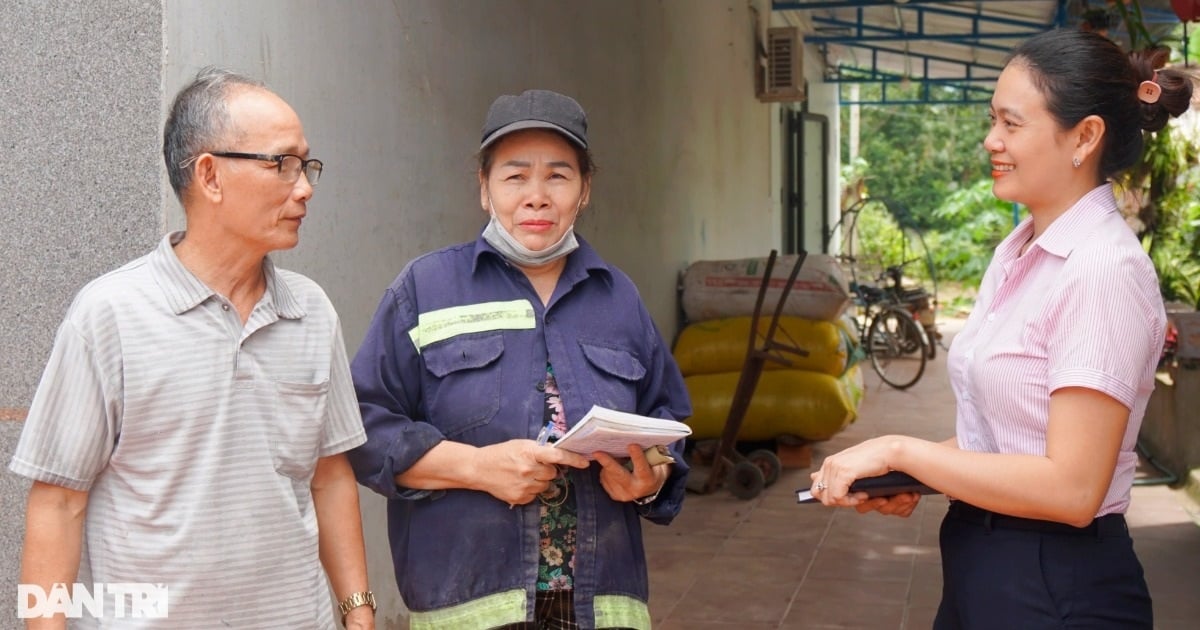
[221,304,230,311]
[986,313,996,322]
[536,381,546,392]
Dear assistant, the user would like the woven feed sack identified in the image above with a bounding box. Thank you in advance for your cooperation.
[835,310,861,347]
[673,316,851,377]
[839,363,864,411]
[680,253,851,323]
[684,369,856,442]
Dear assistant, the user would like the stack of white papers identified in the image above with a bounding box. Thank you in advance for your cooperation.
[553,405,692,459]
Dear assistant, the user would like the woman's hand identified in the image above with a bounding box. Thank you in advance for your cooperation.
[473,439,590,505]
[850,492,922,517]
[594,444,670,503]
[810,436,905,509]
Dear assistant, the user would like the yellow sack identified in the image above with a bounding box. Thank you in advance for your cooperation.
[673,316,851,377]
[834,311,861,347]
[684,369,857,442]
[839,364,864,410]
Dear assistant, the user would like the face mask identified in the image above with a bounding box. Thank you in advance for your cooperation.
[481,195,580,267]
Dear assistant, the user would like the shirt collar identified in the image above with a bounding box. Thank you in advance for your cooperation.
[262,256,306,320]
[1031,184,1118,259]
[996,217,1035,264]
[996,183,1119,264]
[149,231,305,319]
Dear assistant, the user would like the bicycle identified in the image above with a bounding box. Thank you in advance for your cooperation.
[850,274,929,390]
[879,259,940,359]
[824,197,942,359]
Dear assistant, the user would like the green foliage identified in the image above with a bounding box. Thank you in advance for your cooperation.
[926,180,1019,285]
[851,200,907,277]
[1149,242,1200,308]
[835,197,937,289]
[839,20,1200,303]
[841,92,989,230]
[1141,131,1200,308]
[838,182,1013,292]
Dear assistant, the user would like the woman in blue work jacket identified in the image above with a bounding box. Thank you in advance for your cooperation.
[349,89,692,630]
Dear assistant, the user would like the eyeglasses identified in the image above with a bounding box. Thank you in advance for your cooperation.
[182,151,323,186]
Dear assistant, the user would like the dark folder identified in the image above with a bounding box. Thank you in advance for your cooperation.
[796,471,939,504]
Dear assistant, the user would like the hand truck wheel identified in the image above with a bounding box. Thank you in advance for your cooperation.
[727,460,766,499]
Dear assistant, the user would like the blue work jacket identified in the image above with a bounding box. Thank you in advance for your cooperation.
[349,234,691,629]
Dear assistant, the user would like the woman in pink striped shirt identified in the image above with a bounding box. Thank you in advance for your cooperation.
[810,29,1192,629]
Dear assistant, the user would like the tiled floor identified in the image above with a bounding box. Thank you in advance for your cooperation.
[645,319,1200,629]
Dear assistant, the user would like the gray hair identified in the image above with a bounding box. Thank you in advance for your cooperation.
[163,67,264,200]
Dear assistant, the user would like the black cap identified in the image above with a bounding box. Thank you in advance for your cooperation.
[480,89,588,150]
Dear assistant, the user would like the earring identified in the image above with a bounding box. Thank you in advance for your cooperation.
[1072,157,1081,168]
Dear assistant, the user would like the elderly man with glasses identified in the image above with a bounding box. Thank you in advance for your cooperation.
[10,67,375,629]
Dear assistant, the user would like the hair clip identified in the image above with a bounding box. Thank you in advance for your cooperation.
[1138,80,1162,104]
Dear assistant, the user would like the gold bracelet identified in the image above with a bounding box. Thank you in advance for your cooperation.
[338,591,376,625]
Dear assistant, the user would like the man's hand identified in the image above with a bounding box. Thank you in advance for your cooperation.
[311,454,374,628]
[594,444,670,503]
[472,439,590,505]
[343,603,375,630]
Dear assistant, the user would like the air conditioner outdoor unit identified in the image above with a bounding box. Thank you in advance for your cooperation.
[758,27,805,103]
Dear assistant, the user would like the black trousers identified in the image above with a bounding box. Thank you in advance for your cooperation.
[934,502,1152,630]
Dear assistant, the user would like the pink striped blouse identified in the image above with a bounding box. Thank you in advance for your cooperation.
[947,184,1166,516]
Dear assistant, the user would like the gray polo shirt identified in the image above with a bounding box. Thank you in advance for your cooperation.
[11,231,366,628]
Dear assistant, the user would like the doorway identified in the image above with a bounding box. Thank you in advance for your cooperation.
[783,109,829,255]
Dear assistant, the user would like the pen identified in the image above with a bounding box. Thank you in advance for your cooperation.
[535,420,554,446]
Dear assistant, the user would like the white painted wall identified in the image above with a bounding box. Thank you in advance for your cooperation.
[806,46,843,248]
[161,1,839,626]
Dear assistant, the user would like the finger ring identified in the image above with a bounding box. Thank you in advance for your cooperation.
[815,481,827,491]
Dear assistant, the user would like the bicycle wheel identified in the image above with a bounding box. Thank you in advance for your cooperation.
[867,306,927,390]
[923,322,938,360]
[901,310,936,359]
[895,314,924,355]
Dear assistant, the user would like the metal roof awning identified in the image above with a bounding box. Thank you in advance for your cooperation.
[774,0,1190,105]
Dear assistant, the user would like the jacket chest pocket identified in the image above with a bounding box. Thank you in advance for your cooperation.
[266,379,330,480]
[579,341,646,412]
[422,333,505,438]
